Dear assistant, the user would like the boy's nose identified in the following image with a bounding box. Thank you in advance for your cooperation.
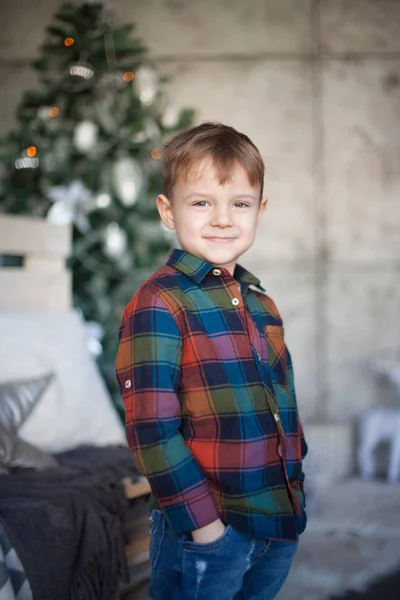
[210,207,233,227]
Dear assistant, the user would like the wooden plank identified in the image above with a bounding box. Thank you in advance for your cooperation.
[125,534,150,559]
[123,476,151,499]
[126,550,150,568]
[25,255,65,272]
[0,215,71,256]
[0,268,71,309]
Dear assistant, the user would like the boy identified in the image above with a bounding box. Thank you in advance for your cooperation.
[116,122,308,600]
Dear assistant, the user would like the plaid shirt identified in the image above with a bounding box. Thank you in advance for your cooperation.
[116,248,308,541]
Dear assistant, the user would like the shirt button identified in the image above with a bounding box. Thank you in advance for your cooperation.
[255,351,262,362]
[231,298,240,306]
[274,413,280,422]
[213,268,222,276]
[125,379,132,389]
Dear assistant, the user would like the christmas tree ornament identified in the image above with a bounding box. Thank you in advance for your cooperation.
[38,106,53,121]
[73,120,99,153]
[46,180,95,232]
[104,222,128,259]
[70,63,94,79]
[161,103,179,129]
[131,130,147,144]
[134,66,157,106]
[14,157,39,170]
[95,192,112,209]
[112,157,143,206]
[37,107,50,121]
[62,62,95,93]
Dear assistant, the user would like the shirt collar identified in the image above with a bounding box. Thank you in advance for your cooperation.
[166,248,265,291]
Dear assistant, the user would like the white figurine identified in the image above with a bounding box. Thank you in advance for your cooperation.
[358,360,400,484]
[358,409,400,483]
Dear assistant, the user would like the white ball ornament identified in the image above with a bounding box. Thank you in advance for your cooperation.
[104,223,128,259]
[134,66,157,106]
[161,104,179,128]
[95,192,112,209]
[112,157,143,206]
[74,120,99,153]
[38,106,52,121]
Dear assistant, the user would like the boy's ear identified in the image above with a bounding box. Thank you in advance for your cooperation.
[258,196,268,219]
[156,194,175,230]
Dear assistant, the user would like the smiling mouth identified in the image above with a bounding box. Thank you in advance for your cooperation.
[204,237,236,243]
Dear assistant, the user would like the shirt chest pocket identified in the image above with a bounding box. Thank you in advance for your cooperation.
[262,324,287,380]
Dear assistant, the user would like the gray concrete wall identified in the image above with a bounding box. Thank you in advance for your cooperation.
[1,1,399,429]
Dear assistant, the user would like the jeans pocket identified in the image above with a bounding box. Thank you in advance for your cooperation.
[257,538,273,558]
[149,509,166,573]
[183,523,233,552]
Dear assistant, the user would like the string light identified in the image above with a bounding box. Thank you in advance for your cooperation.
[123,71,134,82]
[26,146,37,157]
[151,148,162,159]
[64,37,75,46]
[49,106,60,118]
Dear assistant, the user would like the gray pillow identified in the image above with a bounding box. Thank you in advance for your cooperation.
[0,422,58,470]
[0,373,53,435]
[0,373,58,470]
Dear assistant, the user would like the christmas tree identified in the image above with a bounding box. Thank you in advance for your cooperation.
[0,1,194,412]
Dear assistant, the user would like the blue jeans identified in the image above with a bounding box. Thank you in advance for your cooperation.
[148,509,299,600]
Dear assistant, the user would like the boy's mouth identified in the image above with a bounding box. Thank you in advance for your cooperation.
[204,237,236,243]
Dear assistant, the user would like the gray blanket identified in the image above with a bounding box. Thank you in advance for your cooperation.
[0,445,140,600]
[0,520,32,600]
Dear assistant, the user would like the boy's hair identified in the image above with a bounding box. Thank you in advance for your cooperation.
[161,122,265,199]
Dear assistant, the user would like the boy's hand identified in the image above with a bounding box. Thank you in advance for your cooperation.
[191,518,226,544]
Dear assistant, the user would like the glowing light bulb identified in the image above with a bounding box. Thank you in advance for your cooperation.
[26,146,37,157]
[123,71,135,82]
[151,148,162,159]
[49,106,60,118]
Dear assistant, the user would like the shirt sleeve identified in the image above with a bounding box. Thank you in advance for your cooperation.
[285,346,308,485]
[116,283,221,534]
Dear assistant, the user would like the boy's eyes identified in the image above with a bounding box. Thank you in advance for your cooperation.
[192,201,250,208]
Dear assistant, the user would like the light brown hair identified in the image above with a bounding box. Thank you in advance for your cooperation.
[161,122,265,199]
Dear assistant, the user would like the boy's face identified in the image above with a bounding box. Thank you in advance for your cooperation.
[157,158,268,275]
